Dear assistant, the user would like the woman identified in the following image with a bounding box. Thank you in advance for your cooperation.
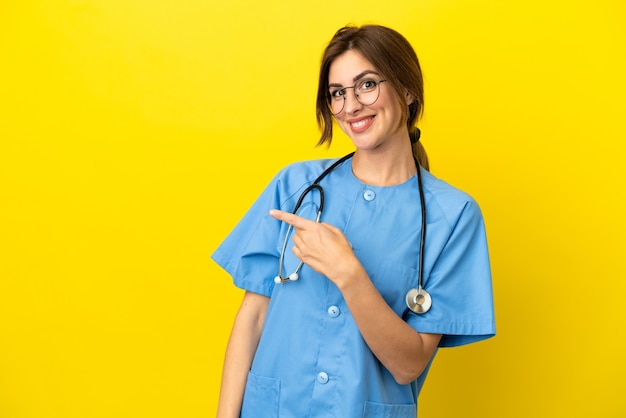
[212,25,495,418]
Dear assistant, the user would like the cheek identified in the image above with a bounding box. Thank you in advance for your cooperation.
[337,120,353,135]
[387,99,408,128]
[332,117,349,135]
[378,91,404,117]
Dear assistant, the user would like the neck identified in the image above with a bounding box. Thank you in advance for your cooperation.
[351,144,416,186]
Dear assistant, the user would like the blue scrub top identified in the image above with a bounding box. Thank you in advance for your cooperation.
[212,157,495,418]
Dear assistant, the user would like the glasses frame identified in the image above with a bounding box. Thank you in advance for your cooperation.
[328,79,387,115]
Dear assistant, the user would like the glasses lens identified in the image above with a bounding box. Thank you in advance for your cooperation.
[356,80,381,106]
[330,97,344,115]
[328,90,345,115]
[328,80,384,115]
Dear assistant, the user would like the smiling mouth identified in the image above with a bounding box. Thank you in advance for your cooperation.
[350,116,374,130]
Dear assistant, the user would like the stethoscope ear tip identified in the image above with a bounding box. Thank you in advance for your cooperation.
[274,274,299,284]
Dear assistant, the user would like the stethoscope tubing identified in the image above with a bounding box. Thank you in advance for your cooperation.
[415,157,426,293]
[276,184,323,282]
[274,153,353,283]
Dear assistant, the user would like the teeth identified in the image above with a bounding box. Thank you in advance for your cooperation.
[351,117,372,128]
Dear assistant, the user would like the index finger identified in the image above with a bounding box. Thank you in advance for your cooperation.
[269,209,317,229]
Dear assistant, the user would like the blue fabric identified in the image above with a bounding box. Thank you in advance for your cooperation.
[212,157,495,418]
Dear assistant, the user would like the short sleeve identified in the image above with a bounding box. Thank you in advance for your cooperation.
[211,174,284,297]
[405,199,496,347]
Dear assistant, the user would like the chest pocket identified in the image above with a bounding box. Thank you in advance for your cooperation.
[370,259,419,316]
[363,401,417,417]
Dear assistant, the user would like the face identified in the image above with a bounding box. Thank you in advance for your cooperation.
[328,50,409,152]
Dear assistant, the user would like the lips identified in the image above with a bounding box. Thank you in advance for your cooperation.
[348,116,375,133]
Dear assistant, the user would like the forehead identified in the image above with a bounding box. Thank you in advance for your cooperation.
[328,50,379,84]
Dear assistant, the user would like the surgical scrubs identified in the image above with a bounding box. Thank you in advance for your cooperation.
[212,157,495,418]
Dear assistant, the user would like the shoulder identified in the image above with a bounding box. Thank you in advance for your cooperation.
[260,158,341,205]
[422,170,476,204]
[422,170,484,228]
[276,158,339,178]
[273,158,345,188]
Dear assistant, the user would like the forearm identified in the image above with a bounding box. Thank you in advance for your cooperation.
[217,291,269,418]
[336,265,441,385]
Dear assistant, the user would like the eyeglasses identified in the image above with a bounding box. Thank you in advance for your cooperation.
[328,79,387,115]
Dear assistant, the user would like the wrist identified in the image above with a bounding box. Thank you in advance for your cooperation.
[333,258,369,292]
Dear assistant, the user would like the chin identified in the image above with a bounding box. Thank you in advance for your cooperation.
[352,141,383,152]
[348,133,381,149]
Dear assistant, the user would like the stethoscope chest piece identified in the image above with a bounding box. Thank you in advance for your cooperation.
[405,287,432,314]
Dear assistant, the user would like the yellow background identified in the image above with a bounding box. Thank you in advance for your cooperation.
[1,1,625,417]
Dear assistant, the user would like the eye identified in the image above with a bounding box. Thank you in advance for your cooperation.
[358,79,378,92]
[329,88,346,100]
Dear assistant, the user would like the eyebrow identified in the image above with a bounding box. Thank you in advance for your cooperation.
[328,70,381,88]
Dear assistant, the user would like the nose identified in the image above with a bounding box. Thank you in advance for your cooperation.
[342,87,362,114]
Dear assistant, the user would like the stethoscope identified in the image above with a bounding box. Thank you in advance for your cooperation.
[273,152,432,314]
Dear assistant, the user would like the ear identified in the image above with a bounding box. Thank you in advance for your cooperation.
[405,91,414,106]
